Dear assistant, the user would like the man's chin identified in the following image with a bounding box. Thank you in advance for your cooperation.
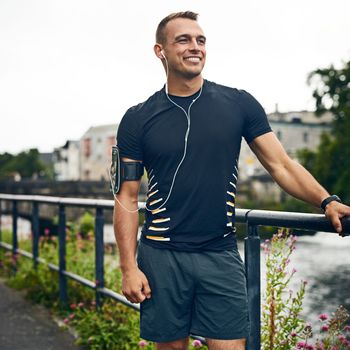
[181,69,203,80]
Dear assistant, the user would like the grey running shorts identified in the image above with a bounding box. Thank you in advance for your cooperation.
[136,241,250,342]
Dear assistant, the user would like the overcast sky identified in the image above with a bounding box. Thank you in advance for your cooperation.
[1,0,349,154]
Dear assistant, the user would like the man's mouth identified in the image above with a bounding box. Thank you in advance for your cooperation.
[184,56,201,62]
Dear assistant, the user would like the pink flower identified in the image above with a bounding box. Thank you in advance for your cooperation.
[138,340,148,348]
[321,325,329,332]
[91,300,96,306]
[291,331,297,337]
[306,345,315,350]
[319,313,328,321]
[330,346,338,350]
[78,302,84,308]
[297,341,307,348]
[345,325,350,332]
[63,318,69,324]
[44,228,50,236]
[192,339,203,348]
[70,303,77,309]
[292,268,297,274]
[69,313,75,319]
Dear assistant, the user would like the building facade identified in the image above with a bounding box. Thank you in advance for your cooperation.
[79,124,118,181]
[53,140,80,180]
[238,110,333,200]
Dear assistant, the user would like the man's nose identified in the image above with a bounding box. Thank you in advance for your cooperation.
[189,38,200,51]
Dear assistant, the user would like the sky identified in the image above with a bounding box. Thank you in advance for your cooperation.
[1,0,349,154]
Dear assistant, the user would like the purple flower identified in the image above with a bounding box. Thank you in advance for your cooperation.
[319,313,328,321]
[192,339,203,348]
[138,340,148,348]
[297,341,307,348]
[292,268,297,274]
[44,228,50,236]
[63,318,69,324]
[306,345,315,350]
[345,325,350,332]
[291,331,297,337]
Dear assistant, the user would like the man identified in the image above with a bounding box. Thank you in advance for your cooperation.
[113,11,350,350]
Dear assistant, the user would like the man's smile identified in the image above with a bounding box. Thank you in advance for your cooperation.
[184,56,201,63]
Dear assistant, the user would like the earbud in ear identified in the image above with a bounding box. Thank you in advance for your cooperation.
[160,50,165,59]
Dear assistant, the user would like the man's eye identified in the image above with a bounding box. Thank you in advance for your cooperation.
[198,39,206,45]
[178,39,188,43]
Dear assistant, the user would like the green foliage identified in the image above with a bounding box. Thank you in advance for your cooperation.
[261,229,307,350]
[0,148,52,180]
[304,59,350,202]
[78,211,95,238]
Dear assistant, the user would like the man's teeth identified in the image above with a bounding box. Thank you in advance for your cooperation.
[186,57,200,62]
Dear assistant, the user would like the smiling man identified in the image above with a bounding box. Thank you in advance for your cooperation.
[113,11,350,350]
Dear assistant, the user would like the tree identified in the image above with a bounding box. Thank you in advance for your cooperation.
[0,148,48,180]
[299,59,350,202]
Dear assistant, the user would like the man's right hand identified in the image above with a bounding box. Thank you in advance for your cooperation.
[121,267,152,303]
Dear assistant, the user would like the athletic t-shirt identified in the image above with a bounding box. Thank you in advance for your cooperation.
[116,79,272,251]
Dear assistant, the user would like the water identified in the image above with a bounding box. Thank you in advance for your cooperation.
[2,216,350,331]
[237,232,350,332]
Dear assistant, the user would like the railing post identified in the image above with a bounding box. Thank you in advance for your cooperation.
[12,200,18,255]
[244,223,261,350]
[32,202,39,269]
[95,207,105,309]
[58,204,68,304]
[0,199,2,243]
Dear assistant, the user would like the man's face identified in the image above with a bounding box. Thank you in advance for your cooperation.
[162,18,206,80]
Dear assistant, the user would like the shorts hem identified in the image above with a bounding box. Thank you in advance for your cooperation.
[140,331,190,343]
[190,329,249,340]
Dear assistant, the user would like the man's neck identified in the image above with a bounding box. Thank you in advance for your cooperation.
[166,75,203,96]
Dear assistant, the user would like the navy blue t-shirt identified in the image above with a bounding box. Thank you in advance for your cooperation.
[116,79,272,251]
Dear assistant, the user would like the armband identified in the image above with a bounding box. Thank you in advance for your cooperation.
[110,145,144,195]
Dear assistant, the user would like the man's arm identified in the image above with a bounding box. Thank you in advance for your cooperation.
[113,157,151,303]
[249,132,350,233]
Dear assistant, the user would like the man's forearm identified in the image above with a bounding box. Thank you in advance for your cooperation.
[270,158,329,208]
[113,197,139,273]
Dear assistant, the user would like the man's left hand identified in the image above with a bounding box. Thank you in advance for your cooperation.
[324,201,350,235]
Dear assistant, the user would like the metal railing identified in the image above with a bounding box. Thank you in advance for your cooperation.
[0,193,349,350]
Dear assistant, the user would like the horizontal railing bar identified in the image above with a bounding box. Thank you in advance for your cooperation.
[99,287,140,311]
[0,241,12,250]
[3,193,349,233]
[246,210,350,235]
[0,194,144,210]
[63,271,96,289]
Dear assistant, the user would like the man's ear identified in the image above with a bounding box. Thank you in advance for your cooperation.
[154,44,163,59]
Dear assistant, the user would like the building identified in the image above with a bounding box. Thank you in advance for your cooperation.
[80,124,118,181]
[238,110,333,200]
[53,140,80,180]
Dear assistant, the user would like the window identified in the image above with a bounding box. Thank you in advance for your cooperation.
[84,138,91,158]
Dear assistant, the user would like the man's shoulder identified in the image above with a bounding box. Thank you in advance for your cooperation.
[125,88,165,118]
[204,80,251,100]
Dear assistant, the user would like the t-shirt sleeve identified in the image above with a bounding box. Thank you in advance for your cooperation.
[116,109,143,161]
[239,90,272,144]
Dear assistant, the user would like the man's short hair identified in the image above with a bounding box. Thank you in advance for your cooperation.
[156,11,199,45]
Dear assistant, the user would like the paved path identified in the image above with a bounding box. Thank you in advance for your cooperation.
[0,279,82,350]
